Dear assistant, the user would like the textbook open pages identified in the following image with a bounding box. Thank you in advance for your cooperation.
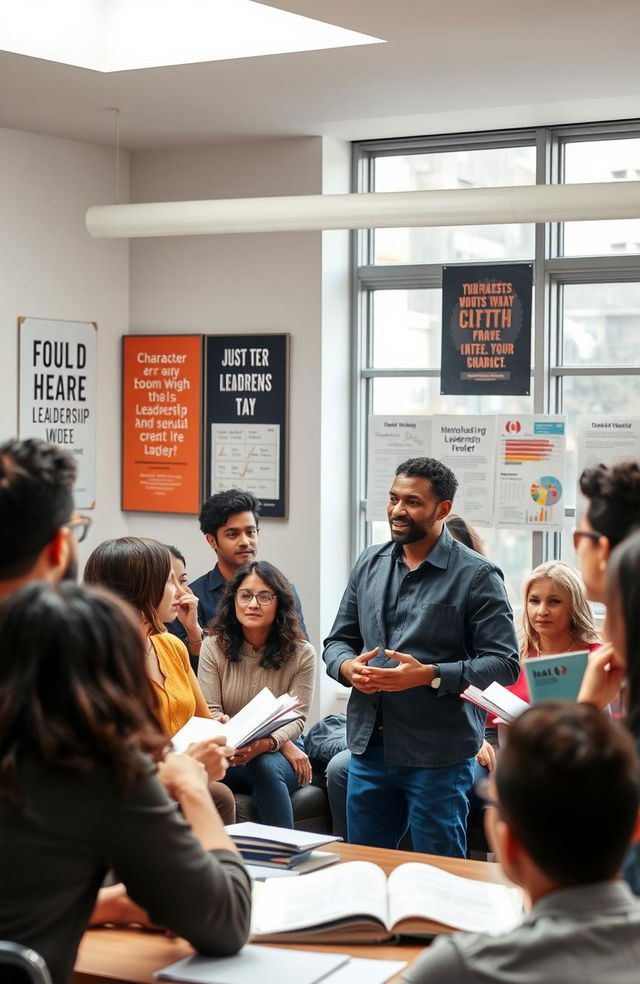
[171,687,303,752]
[250,860,523,943]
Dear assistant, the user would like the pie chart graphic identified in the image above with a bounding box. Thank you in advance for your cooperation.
[530,476,563,507]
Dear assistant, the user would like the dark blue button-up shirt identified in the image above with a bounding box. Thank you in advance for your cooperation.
[323,526,519,767]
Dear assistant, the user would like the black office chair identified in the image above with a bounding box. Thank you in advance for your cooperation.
[0,942,52,984]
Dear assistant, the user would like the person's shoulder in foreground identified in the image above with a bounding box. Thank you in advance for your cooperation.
[403,700,640,984]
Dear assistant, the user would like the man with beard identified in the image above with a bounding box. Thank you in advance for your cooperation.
[0,437,84,599]
[323,457,518,857]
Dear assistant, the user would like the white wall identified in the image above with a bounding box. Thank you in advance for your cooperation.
[0,126,130,558]
[128,136,352,720]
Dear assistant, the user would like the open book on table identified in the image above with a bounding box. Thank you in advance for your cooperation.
[461,681,530,724]
[171,687,303,752]
[250,860,523,943]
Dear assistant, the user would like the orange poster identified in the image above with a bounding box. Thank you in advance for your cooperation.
[122,335,202,513]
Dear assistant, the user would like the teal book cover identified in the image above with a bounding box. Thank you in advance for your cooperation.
[524,651,589,703]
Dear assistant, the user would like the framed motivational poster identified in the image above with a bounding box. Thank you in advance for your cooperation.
[204,334,289,518]
[122,334,203,514]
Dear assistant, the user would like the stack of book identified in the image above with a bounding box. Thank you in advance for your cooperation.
[225,822,341,876]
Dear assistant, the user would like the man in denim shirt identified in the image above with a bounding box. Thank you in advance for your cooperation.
[323,457,518,857]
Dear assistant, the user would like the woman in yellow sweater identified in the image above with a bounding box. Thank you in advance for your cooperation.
[84,537,235,823]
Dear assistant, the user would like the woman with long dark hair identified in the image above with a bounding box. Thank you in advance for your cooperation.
[0,582,251,984]
[84,537,236,822]
[198,560,315,828]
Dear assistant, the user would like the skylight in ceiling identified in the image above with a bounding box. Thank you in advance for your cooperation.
[0,0,383,73]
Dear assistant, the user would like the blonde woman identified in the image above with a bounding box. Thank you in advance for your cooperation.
[514,561,601,704]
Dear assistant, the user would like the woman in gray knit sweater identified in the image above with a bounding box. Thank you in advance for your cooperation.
[198,560,315,827]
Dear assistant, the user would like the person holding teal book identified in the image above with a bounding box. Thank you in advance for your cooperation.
[488,562,600,720]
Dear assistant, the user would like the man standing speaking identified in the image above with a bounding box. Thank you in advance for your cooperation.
[323,457,518,857]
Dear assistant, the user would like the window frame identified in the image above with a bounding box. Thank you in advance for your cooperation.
[351,121,640,571]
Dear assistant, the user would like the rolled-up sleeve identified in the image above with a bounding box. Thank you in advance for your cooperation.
[437,564,519,695]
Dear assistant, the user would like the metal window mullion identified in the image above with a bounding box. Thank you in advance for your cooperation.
[549,365,640,376]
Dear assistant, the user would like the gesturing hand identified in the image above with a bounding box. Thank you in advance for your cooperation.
[358,649,435,693]
[281,740,313,786]
[476,739,496,773]
[578,642,626,710]
[340,648,382,695]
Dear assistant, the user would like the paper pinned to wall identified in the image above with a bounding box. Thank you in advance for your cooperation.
[366,415,431,521]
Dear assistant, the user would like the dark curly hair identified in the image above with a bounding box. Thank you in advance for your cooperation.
[579,460,640,550]
[199,489,261,537]
[211,561,304,669]
[396,457,458,502]
[0,582,167,809]
[0,438,76,579]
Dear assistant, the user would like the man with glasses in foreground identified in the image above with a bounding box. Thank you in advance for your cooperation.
[404,701,640,984]
[0,437,89,599]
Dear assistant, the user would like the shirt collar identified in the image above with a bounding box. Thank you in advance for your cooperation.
[531,880,637,920]
[207,563,226,591]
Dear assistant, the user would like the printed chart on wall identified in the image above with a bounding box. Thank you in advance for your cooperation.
[366,416,431,521]
[577,416,640,474]
[18,317,97,508]
[205,334,288,518]
[430,415,497,527]
[441,263,532,396]
[495,415,566,530]
[122,335,202,514]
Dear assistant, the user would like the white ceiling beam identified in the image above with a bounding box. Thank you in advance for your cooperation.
[86,180,640,238]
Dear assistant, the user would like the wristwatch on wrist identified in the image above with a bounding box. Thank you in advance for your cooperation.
[429,665,442,690]
[265,736,278,752]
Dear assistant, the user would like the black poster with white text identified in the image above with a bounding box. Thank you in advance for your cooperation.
[204,334,289,518]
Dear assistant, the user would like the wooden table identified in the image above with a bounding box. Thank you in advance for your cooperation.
[73,842,506,984]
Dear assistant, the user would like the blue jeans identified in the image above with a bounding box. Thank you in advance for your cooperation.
[224,739,302,828]
[347,742,474,858]
[326,747,351,841]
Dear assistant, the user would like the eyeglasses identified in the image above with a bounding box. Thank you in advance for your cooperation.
[572,528,602,550]
[235,589,276,607]
[65,515,92,543]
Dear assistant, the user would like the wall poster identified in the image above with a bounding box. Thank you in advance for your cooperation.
[366,416,432,521]
[205,334,289,518]
[494,414,567,530]
[441,263,533,396]
[122,334,203,514]
[18,317,97,508]
[430,415,497,527]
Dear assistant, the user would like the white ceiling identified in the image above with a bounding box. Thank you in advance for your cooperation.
[2,0,640,150]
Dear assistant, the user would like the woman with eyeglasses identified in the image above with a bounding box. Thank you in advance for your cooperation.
[84,537,236,824]
[198,560,315,828]
[0,582,251,984]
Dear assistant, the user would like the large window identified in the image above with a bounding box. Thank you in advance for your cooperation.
[352,124,640,606]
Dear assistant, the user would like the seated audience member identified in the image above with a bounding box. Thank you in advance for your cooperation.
[492,561,600,712]
[164,543,204,671]
[445,514,485,554]
[0,583,251,984]
[0,437,80,599]
[84,537,236,823]
[403,701,640,984]
[198,561,315,828]
[169,489,307,669]
[579,530,640,892]
[574,459,640,604]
